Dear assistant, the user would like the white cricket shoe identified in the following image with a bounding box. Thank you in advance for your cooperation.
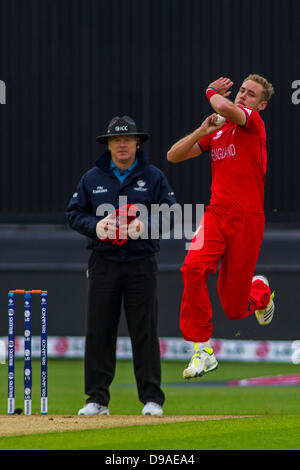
[142,402,163,416]
[78,402,109,415]
[183,347,218,379]
[252,275,275,326]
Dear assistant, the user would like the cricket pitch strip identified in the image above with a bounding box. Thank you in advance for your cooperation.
[0,414,251,437]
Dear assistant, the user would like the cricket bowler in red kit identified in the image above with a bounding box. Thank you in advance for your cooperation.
[167,75,275,379]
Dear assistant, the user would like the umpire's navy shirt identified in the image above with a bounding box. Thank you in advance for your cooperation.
[66,149,177,261]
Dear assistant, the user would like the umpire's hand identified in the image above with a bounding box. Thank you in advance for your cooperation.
[119,218,145,240]
[96,214,117,240]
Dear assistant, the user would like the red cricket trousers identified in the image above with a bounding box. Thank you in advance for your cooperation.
[180,205,271,342]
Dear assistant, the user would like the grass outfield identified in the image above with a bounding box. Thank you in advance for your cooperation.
[2,416,300,451]
[0,359,300,450]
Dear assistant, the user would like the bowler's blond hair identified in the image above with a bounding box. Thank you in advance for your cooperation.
[243,74,275,102]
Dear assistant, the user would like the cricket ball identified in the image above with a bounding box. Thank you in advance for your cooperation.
[215,114,226,125]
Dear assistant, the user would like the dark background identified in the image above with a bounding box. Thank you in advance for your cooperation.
[0,0,299,340]
[0,0,300,223]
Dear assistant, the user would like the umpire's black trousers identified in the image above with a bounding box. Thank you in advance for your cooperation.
[84,251,165,407]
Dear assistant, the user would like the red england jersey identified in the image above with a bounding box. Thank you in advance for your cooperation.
[198,107,267,213]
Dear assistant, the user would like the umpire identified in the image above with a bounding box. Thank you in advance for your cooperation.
[66,116,177,416]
